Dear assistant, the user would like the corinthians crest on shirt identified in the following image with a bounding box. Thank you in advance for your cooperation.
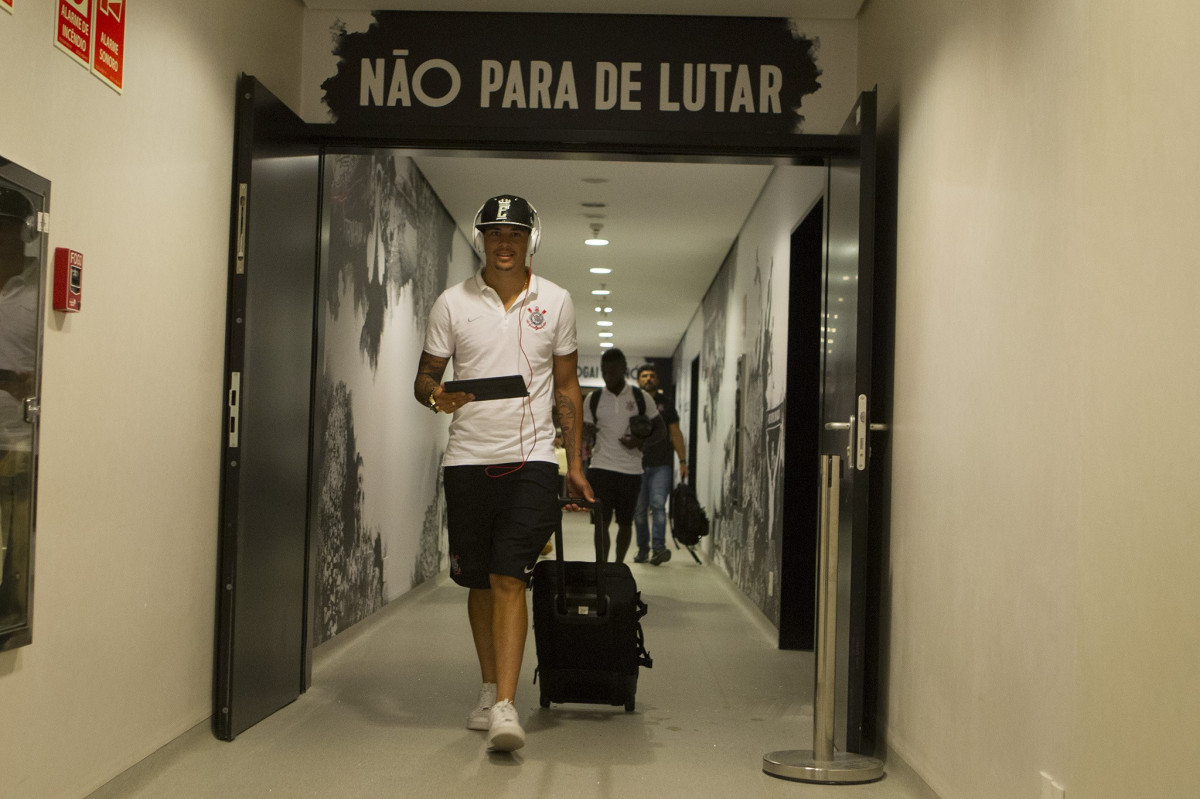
[526,306,548,330]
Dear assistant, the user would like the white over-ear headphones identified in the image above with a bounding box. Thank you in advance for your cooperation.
[472,195,540,257]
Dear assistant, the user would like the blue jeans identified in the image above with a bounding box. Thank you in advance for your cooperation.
[634,464,673,554]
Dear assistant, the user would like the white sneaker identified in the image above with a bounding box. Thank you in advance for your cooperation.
[467,683,497,731]
[487,699,526,752]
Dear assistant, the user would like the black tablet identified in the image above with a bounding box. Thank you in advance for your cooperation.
[443,374,529,401]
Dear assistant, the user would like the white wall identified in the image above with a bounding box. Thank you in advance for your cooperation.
[0,2,305,796]
[859,1,1200,797]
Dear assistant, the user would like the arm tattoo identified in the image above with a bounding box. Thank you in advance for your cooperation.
[414,352,449,406]
[556,391,579,462]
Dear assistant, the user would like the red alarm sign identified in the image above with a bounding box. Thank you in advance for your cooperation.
[55,0,92,69]
[92,0,125,93]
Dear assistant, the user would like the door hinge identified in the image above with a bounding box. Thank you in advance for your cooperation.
[23,396,40,424]
[235,184,248,274]
[227,372,241,448]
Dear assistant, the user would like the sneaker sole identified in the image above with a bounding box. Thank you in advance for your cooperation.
[467,712,490,731]
[487,727,526,752]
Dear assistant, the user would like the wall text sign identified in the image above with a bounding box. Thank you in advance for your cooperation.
[321,13,823,138]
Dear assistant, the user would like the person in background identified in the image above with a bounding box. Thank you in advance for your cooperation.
[633,363,689,565]
[583,348,664,563]
[414,194,591,753]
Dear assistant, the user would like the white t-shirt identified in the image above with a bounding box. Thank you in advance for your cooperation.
[586,384,659,475]
[424,269,577,466]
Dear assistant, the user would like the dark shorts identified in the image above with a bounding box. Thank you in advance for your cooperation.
[586,467,642,528]
[443,462,559,589]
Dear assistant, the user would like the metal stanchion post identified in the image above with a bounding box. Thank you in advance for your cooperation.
[763,455,883,784]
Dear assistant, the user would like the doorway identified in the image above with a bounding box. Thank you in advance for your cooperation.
[216,77,880,753]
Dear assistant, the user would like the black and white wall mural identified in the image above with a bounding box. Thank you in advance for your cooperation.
[680,167,826,627]
[312,150,475,644]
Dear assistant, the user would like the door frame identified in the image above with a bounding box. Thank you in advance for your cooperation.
[0,157,50,653]
[218,76,881,747]
[214,77,323,741]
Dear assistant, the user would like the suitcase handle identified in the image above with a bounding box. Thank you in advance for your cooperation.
[554,497,609,616]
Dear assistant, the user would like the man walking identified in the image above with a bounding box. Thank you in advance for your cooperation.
[633,363,688,565]
[414,194,591,753]
[583,349,664,563]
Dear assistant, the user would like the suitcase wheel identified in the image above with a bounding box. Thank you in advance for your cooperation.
[625,698,635,712]
[540,692,551,709]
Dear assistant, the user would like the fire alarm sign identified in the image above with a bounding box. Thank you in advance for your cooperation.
[53,247,83,312]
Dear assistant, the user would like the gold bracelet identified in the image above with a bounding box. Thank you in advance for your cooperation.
[428,389,439,413]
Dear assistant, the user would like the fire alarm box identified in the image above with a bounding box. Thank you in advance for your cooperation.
[53,247,83,312]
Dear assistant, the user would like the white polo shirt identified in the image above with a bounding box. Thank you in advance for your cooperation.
[424,269,577,466]
[586,384,659,475]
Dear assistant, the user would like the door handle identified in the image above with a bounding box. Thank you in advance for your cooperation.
[825,416,855,463]
[825,401,890,471]
[826,422,889,431]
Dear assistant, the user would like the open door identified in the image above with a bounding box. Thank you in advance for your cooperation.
[213,75,322,741]
[820,90,882,755]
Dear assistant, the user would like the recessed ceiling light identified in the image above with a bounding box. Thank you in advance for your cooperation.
[591,289,610,296]
[589,267,612,274]
[597,320,613,327]
[600,342,614,348]
[599,332,613,338]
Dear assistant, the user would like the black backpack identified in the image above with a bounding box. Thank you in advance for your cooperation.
[669,482,709,547]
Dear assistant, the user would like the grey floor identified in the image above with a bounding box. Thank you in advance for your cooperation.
[91,513,939,799]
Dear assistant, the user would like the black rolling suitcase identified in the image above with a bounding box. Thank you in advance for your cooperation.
[532,498,653,712]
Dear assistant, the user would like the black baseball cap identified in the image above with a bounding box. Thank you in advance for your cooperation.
[475,195,536,231]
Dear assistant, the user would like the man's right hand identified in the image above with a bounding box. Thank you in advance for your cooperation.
[429,385,474,414]
[563,468,594,511]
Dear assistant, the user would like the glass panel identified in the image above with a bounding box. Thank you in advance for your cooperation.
[0,164,46,651]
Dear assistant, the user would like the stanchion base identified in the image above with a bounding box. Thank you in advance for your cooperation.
[763,749,884,784]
